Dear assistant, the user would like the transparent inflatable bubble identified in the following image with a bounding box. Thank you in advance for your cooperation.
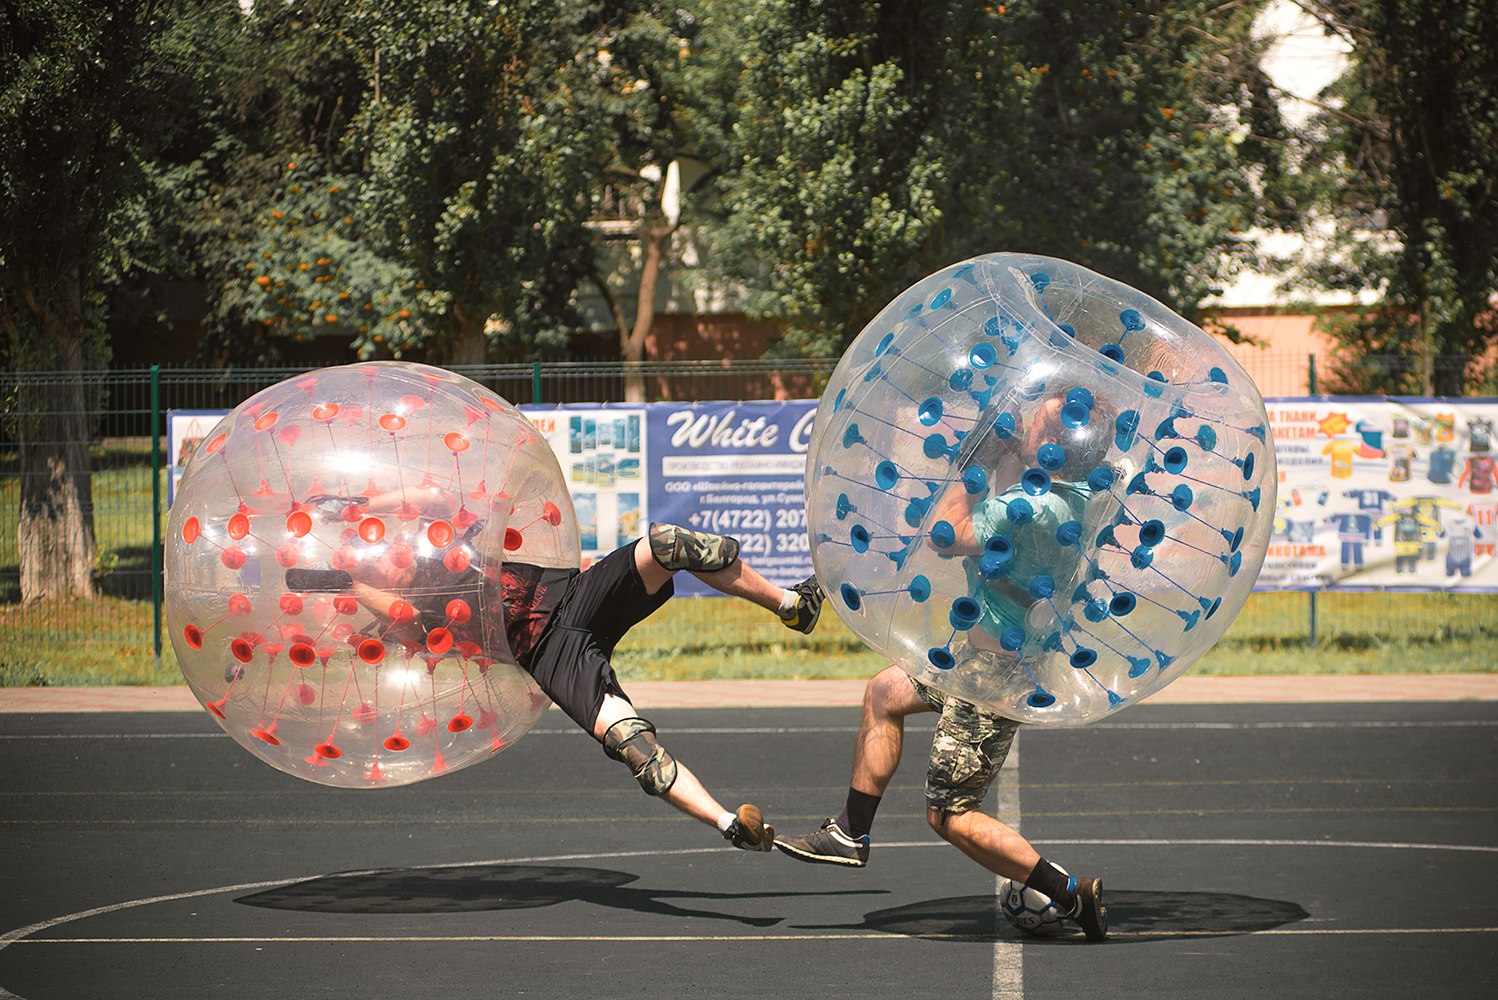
[807,254,1276,725]
[165,362,578,786]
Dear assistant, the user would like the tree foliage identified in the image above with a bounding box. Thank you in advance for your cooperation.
[712,0,1287,358]
[1,0,236,600]
[712,0,989,357]
[1294,0,1498,394]
[196,1,621,365]
[982,0,1283,314]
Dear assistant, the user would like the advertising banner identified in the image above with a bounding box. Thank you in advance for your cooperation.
[522,401,817,596]
[166,409,230,504]
[171,394,1498,596]
[1264,397,1498,592]
[521,405,648,557]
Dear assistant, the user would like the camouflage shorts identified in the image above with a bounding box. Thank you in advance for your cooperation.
[912,678,1019,814]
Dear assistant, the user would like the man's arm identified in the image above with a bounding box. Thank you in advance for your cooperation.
[930,485,986,556]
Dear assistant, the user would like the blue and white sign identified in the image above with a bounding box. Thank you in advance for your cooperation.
[648,401,817,595]
[521,401,817,594]
[176,394,1498,597]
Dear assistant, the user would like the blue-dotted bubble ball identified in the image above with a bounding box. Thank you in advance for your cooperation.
[805,253,1276,726]
[165,362,578,787]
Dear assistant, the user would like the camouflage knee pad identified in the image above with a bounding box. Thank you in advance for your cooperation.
[602,716,678,796]
[648,522,740,573]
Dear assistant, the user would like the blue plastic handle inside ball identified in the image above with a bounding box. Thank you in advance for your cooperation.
[949,597,981,631]
[1022,468,1052,496]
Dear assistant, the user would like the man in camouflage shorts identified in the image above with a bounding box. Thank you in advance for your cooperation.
[774,664,1108,941]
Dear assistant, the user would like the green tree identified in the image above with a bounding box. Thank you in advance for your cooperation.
[712,1,1286,358]
[1295,0,1498,395]
[713,0,992,358]
[338,0,610,363]
[983,0,1282,314]
[197,1,615,366]
[575,3,715,400]
[168,0,375,365]
[0,0,236,601]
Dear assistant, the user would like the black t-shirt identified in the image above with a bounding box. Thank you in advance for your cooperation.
[499,562,579,663]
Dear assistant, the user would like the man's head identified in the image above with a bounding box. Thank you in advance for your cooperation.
[1002,389,1118,485]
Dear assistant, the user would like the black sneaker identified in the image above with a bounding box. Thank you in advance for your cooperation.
[780,576,824,634]
[1069,876,1108,941]
[774,818,869,867]
[723,804,775,852]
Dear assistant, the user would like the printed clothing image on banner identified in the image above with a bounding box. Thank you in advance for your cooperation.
[1265,397,1498,591]
[1460,454,1497,494]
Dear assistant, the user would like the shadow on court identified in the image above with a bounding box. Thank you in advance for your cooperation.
[793,889,1309,943]
[236,863,887,928]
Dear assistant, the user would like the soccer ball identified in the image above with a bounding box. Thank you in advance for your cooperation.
[998,870,1070,936]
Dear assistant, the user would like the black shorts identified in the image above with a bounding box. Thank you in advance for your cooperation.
[520,542,674,731]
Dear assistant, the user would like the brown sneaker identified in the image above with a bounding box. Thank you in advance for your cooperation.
[773,818,870,867]
[723,804,775,851]
[1070,876,1108,941]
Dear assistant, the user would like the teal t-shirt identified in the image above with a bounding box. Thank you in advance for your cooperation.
[963,481,1094,638]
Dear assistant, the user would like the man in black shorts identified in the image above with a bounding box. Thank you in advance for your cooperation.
[504,522,824,850]
[303,508,823,852]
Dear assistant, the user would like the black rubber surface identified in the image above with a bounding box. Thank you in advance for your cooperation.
[2,701,1494,999]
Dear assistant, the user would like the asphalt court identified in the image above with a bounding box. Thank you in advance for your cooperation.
[1,701,1494,999]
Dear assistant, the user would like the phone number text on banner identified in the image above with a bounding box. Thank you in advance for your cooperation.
[650,401,817,596]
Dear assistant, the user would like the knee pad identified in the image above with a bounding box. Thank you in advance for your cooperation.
[602,716,678,796]
[648,522,740,573]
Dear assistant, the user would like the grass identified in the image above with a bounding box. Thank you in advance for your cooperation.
[3,441,1496,687]
[613,589,1498,680]
[5,588,1492,688]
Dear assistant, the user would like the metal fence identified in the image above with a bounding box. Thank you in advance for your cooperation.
[1,353,1494,680]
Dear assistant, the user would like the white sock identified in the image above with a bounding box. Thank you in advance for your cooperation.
[716,810,737,833]
[777,589,798,616]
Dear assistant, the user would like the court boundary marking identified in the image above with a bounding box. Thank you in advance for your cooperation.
[4,836,1497,999]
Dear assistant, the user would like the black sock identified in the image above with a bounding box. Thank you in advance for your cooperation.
[837,788,882,839]
[1025,858,1078,912]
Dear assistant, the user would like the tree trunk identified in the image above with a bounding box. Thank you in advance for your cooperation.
[444,307,489,366]
[622,205,673,404]
[11,268,98,602]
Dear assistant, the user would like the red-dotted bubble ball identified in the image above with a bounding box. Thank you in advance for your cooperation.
[164,361,581,787]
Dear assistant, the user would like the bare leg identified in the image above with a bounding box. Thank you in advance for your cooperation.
[593,691,731,829]
[927,807,1040,883]
[631,536,786,613]
[691,557,788,612]
[850,665,933,795]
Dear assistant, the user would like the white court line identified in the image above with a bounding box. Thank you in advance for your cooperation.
[4,838,1498,1000]
[993,734,1023,1000]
